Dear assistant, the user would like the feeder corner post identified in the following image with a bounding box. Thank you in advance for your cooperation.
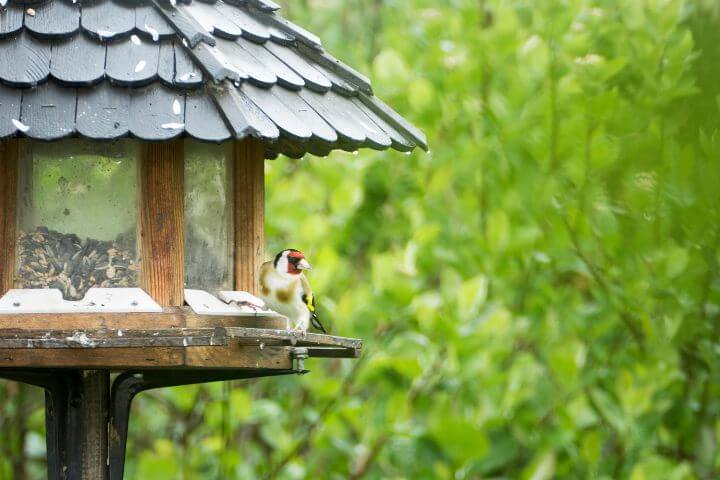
[0,139,18,297]
[139,140,186,307]
[233,138,266,295]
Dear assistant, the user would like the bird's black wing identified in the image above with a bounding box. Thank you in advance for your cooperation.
[300,276,327,334]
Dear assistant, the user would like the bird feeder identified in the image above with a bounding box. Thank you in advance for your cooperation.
[0,0,426,478]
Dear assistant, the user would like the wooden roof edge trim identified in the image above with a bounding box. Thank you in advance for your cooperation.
[357,92,428,151]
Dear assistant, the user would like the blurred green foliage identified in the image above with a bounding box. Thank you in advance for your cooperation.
[2,0,720,478]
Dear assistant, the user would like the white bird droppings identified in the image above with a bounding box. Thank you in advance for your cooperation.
[172,99,182,115]
[131,34,141,46]
[66,332,91,346]
[161,123,185,130]
[145,24,160,42]
[11,119,29,132]
[97,30,115,39]
[0,0,7,7]
[135,60,147,73]
[178,72,195,81]
[26,8,35,16]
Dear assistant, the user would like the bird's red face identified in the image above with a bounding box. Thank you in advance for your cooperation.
[284,250,312,275]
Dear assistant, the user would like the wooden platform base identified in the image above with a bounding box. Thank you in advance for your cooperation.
[0,308,361,369]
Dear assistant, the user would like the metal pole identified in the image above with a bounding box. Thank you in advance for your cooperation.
[79,370,109,480]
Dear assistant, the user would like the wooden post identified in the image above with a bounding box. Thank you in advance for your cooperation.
[233,139,266,294]
[79,370,109,480]
[139,141,185,306]
[0,140,18,296]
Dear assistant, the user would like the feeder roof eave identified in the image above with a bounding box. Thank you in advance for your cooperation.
[0,0,427,158]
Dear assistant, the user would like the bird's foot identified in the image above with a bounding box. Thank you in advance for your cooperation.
[287,324,307,337]
[239,301,264,311]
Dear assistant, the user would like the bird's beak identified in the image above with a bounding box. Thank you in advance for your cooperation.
[298,259,312,271]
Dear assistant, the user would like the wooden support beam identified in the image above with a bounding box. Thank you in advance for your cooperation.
[0,345,293,370]
[0,140,18,296]
[233,139,266,294]
[79,370,109,480]
[139,141,185,307]
[0,308,287,330]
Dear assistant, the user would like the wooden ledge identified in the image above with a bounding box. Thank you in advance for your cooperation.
[0,306,287,330]
[0,320,362,369]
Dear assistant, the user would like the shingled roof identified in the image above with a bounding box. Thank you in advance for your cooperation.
[0,0,427,158]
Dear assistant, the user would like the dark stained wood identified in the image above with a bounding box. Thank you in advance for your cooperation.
[23,0,80,39]
[260,11,321,49]
[106,36,160,87]
[0,32,51,87]
[270,85,337,143]
[0,6,23,38]
[223,327,362,350]
[213,83,279,140]
[242,83,311,140]
[0,344,297,369]
[341,94,393,149]
[20,82,77,140]
[0,348,186,368]
[173,44,204,87]
[308,347,362,359]
[312,62,358,97]
[0,327,360,352]
[185,345,291,369]
[0,140,18,297]
[152,0,216,48]
[215,38,277,87]
[130,85,185,140]
[351,97,415,151]
[0,85,22,137]
[265,25,295,46]
[140,140,185,307]
[214,2,271,43]
[233,138,265,294]
[299,88,366,144]
[358,92,428,151]
[298,44,373,94]
[79,371,109,480]
[248,0,281,12]
[157,41,175,85]
[76,83,131,140]
[0,308,287,331]
[81,0,135,40]
[185,1,242,39]
[264,42,332,92]
[236,37,304,90]
[135,5,176,39]
[188,42,245,83]
[50,35,106,86]
[185,91,232,142]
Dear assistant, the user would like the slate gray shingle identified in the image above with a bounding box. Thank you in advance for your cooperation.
[0,0,427,157]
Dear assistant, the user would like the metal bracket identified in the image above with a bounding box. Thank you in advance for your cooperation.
[292,347,310,374]
[108,368,297,480]
[0,370,83,480]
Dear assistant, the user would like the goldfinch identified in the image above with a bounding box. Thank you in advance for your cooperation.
[259,249,327,334]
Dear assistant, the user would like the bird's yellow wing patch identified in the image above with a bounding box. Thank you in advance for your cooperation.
[303,293,316,313]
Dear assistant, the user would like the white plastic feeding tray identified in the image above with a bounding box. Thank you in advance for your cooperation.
[0,288,163,314]
[184,289,280,317]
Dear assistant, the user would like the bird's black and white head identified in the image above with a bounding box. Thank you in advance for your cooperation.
[274,249,312,277]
